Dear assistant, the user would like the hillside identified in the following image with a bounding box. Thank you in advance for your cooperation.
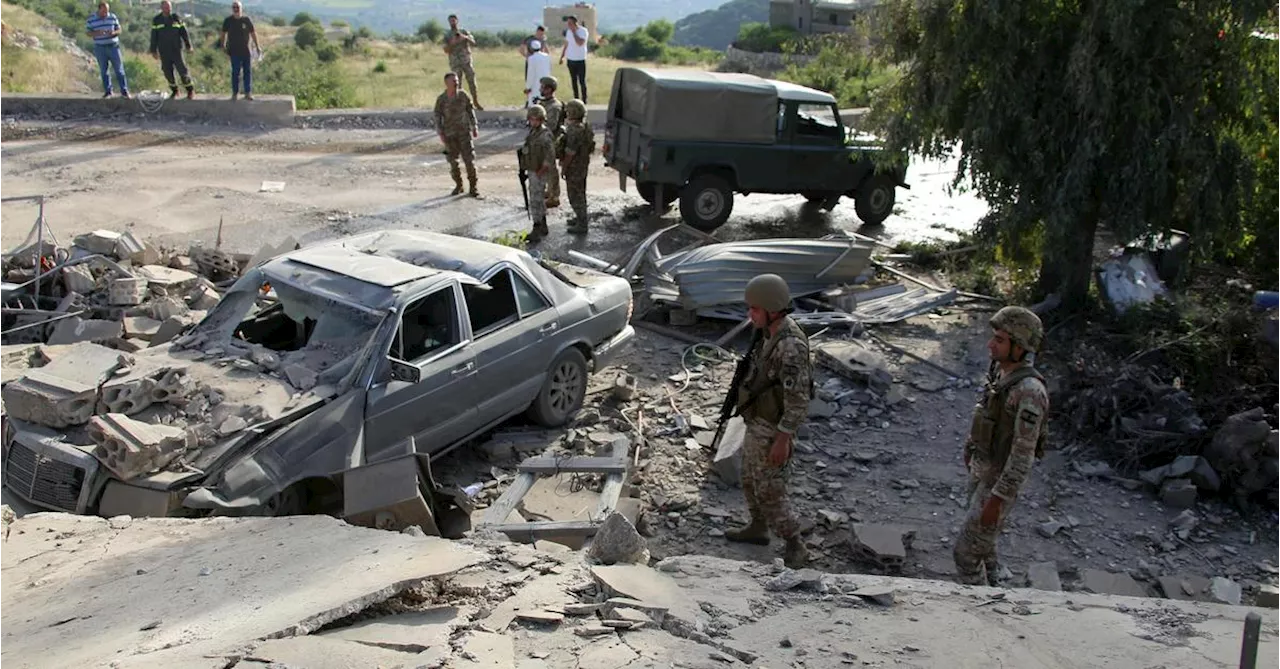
[0,2,94,93]
[243,0,728,34]
[672,0,768,49]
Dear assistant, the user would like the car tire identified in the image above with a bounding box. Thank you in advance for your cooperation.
[636,181,673,212]
[679,174,734,231]
[528,347,588,427]
[264,483,307,516]
[854,174,897,226]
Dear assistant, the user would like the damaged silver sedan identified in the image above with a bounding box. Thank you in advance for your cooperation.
[2,231,634,519]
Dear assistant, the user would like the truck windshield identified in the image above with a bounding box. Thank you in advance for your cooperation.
[796,103,841,139]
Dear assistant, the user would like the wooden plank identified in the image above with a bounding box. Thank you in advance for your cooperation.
[518,456,628,475]
[595,437,630,518]
[487,520,600,541]
[481,472,536,526]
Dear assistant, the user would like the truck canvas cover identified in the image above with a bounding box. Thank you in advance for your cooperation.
[609,68,780,144]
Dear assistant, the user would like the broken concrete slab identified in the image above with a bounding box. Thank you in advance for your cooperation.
[1,514,484,668]
[88,413,190,480]
[1208,577,1242,606]
[74,229,124,255]
[1159,478,1197,508]
[587,512,649,566]
[455,630,515,668]
[1256,585,1279,609]
[186,280,221,310]
[849,524,914,572]
[515,609,565,625]
[591,564,703,624]
[1027,562,1063,591]
[246,635,419,669]
[148,296,190,321]
[108,277,148,306]
[149,311,204,346]
[813,340,893,393]
[712,415,746,486]
[134,265,199,291]
[61,263,97,294]
[850,584,896,606]
[46,316,123,345]
[317,606,461,652]
[765,568,824,592]
[1080,569,1149,598]
[1157,574,1213,602]
[122,317,162,340]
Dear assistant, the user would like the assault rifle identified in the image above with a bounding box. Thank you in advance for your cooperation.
[710,328,764,451]
[516,146,530,220]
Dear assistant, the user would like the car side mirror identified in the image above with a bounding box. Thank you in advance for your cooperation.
[389,358,421,383]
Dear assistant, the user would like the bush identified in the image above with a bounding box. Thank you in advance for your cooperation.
[471,30,502,48]
[643,19,674,44]
[496,30,528,47]
[779,33,894,107]
[330,19,348,28]
[314,41,341,63]
[416,19,443,43]
[733,22,797,53]
[294,22,325,49]
[290,12,318,27]
[122,54,163,91]
[270,16,288,27]
[373,60,388,73]
[253,45,357,110]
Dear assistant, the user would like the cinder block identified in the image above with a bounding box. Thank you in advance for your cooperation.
[47,317,123,345]
[109,277,148,306]
[149,297,190,321]
[88,413,190,481]
[61,264,97,294]
[1,372,99,427]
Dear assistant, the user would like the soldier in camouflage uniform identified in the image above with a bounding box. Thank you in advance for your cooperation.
[443,14,482,110]
[954,306,1051,586]
[433,73,481,198]
[522,104,555,242]
[538,76,564,209]
[560,99,594,234]
[724,274,813,568]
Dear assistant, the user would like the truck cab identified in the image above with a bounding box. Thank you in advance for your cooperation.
[602,68,908,231]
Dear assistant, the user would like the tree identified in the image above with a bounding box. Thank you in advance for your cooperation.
[291,12,318,27]
[872,0,1278,307]
[270,16,288,27]
[417,19,444,43]
[294,22,326,49]
[643,19,675,44]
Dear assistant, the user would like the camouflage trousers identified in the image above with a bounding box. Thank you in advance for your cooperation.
[546,161,561,203]
[565,165,588,224]
[451,60,479,104]
[953,473,1016,585]
[443,135,476,187]
[741,417,799,539]
[527,172,547,222]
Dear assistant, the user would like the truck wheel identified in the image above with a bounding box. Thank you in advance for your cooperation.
[854,174,897,226]
[680,174,734,231]
[528,347,587,427]
[636,181,673,212]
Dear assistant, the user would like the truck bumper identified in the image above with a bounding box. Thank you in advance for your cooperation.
[593,325,635,372]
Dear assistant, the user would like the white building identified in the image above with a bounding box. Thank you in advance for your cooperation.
[769,0,881,35]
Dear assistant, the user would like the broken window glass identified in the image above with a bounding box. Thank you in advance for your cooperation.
[511,271,550,317]
[395,287,461,362]
[463,271,521,336]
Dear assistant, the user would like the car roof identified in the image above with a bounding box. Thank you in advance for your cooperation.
[769,79,837,105]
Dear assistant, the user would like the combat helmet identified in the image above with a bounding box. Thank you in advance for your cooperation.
[990,306,1043,353]
[527,104,546,120]
[565,99,586,120]
[744,274,791,313]
[540,76,559,90]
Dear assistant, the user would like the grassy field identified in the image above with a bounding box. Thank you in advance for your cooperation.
[0,2,94,93]
[339,44,657,108]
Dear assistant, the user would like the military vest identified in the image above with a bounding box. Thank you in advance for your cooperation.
[737,318,812,424]
[969,364,1049,468]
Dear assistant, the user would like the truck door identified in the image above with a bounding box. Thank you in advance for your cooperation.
[786,102,848,192]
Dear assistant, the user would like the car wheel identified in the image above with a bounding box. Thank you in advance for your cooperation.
[636,181,673,212]
[854,174,897,226]
[263,483,307,516]
[679,173,734,232]
[528,347,588,427]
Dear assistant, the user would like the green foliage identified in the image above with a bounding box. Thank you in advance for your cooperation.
[643,19,675,44]
[372,59,388,73]
[294,22,326,49]
[872,0,1279,307]
[778,33,894,107]
[330,19,349,28]
[290,12,318,27]
[253,45,358,110]
[491,230,529,250]
[270,16,288,27]
[673,0,769,50]
[122,54,163,91]
[495,30,530,47]
[470,30,502,48]
[598,20,722,65]
[416,19,444,43]
[733,22,797,52]
[314,41,341,63]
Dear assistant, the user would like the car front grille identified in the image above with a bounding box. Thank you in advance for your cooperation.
[5,441,86,513]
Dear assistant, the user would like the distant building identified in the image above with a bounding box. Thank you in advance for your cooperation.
[543,3,599,44]
[769,0,881,35]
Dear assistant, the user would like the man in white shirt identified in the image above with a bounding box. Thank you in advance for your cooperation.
[525,40,552,108]
[558,15,590,102]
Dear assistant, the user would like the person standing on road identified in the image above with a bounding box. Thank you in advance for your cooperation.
[559,15,590,102]
[538,76,565,209]
[954,306,1050,586]
[150,1,194,100]
[86,2,129,99]
[521,104,555,243]
[523,41,552,108]
[219,1,259,101]
[434,72,481,198]
[559,99,594,234]
[723,274,812,569]
[443,14,483,111]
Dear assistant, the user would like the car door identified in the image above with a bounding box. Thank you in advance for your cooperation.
[363,281,479,461]
[463,266,561,422]
[786,102,848,191]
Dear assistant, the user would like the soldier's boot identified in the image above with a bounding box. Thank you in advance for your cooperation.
[169,86,180,99]
[467,169,481,198]
[450,169,464,196]
[566,218,589,234]
[185,85,195,100]
[724,518,769,546]
[527,218,550,243]
[783,537,809,569]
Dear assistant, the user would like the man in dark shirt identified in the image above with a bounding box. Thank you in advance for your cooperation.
[518,25,548,80]
[150,1,194,99]
[218,1,259,101]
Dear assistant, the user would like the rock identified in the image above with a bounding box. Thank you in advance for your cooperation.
[813,340,893,393]
[765,568,823,592]
[401,525,427,538]
[108,515,133,530]
[849,524,912,572]
[1072,460,1113,478]
[1203,407,1278,499]
[150,312,203,346]
[1038,520,1065,538]
[612,374,636,401]
[1255,584,1279,609]
[1159,478,1197,508]
[688,413,709,431]
[587,512,649,565]
[1208,577,1242,605]
[807,399,837,419]
[1169,509,1198,537]
[850,585,895,605]
[1080,569,1148,598]
[515,610,564,625]
[1156,574,1212,602]
[712,416,746,486]
[47,317,123,346]
[218,415,248,435]
[149,296,190,321]
[1027,562,1062,591]
[1169,455,1221,492]
[283,364,318,392]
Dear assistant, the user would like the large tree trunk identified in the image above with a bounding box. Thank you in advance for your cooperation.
[1037,214,1099,310]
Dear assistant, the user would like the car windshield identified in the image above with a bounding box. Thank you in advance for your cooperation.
[193,268,385,387]
[796,103,841,138]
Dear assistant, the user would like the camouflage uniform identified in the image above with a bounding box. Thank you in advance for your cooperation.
[561,101,593,232]
[736,316,812,543]
[433,88,479,195]
[954,361,1050,585]
[540,88,564,206]
[444,29,480,106]
[522,112,555,239]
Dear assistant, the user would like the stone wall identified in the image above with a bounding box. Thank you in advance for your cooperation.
[721,46,814,73]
